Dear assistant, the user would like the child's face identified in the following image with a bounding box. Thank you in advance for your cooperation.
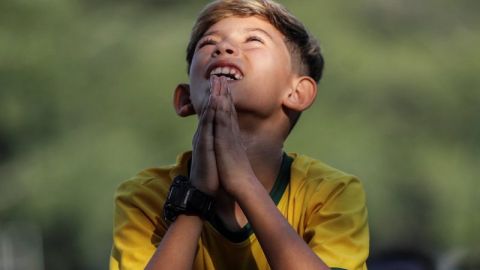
[188,16,296,117]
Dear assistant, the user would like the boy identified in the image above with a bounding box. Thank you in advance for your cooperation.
[110,0,369,269]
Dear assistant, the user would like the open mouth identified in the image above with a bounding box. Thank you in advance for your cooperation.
[208,66,244,81]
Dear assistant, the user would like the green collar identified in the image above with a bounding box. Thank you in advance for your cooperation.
[205,153,293,243]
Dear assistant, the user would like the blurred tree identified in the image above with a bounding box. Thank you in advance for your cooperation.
[0,0,479,269]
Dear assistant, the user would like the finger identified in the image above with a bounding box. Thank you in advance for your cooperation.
[210,75,221,96]
[199,84,212,116]
[226,84,237,118]
[214,105,228,134]
[226,84,241,134]
[203,95,216,151]
[219,77,231,113]
[194,95,214,150]
[220,76,228,97]
[201,94,215,134]
[192,98,208,147]
[192,129,199,147]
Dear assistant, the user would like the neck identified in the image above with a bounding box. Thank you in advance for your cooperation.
[242,135,283,187]
[238,112,288,189]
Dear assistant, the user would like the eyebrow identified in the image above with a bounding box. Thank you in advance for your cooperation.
[201,27,274,40]
[202,30,219,38]
[244,27,274,40]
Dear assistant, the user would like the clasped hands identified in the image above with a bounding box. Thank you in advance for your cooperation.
[190,76,255,198]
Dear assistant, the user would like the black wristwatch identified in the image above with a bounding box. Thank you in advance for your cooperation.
[163,175,215,223]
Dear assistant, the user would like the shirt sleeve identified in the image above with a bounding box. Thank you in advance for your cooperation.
[304,176,369,270]
[109,178,168,270]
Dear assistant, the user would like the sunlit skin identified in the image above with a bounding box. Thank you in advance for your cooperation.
[189,16,295,121]
[146,16,326,270]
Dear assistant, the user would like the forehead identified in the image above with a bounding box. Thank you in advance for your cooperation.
[203,16,285,40]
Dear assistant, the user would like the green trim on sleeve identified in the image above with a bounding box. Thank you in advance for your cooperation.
[330,268,346,270]
[207,152,293,243]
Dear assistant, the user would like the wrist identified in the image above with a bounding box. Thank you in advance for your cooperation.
[163,175,216,223]
[175,213,204,226]
[225,173,259,200]
[190,179,217,197]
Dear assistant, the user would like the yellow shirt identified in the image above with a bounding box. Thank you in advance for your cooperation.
[110,152,369,270]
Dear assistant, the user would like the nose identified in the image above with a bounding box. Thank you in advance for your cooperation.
[212,40,236,57]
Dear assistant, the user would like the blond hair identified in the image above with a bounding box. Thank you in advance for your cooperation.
[186,0,324,83]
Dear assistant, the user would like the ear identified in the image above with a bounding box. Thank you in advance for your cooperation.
[173,83,196,117]
[283,76,317,111]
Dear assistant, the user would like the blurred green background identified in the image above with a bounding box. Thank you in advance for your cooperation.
[1,0,479,269]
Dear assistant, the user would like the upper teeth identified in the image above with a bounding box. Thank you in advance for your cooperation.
[210,66,243,80]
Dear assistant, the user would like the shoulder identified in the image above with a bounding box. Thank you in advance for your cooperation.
[114,151,192,213]
[288,153,369,270]
[115,168,169,205]
[110,152,192,268]
[288,153,366,207]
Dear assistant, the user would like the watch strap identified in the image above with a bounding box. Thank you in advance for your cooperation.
[187,186,214,218]
[163,175,215,223]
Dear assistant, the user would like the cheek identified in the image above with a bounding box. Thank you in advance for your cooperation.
[189,58,208,92]
[189,71,212,113]
[251,49,290,77]
[189,59,203,80]
[190,50,211,77]
[188,89,209,116]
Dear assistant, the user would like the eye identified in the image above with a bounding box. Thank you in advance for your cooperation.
[246,35,264,43]
[198,38,216,49]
